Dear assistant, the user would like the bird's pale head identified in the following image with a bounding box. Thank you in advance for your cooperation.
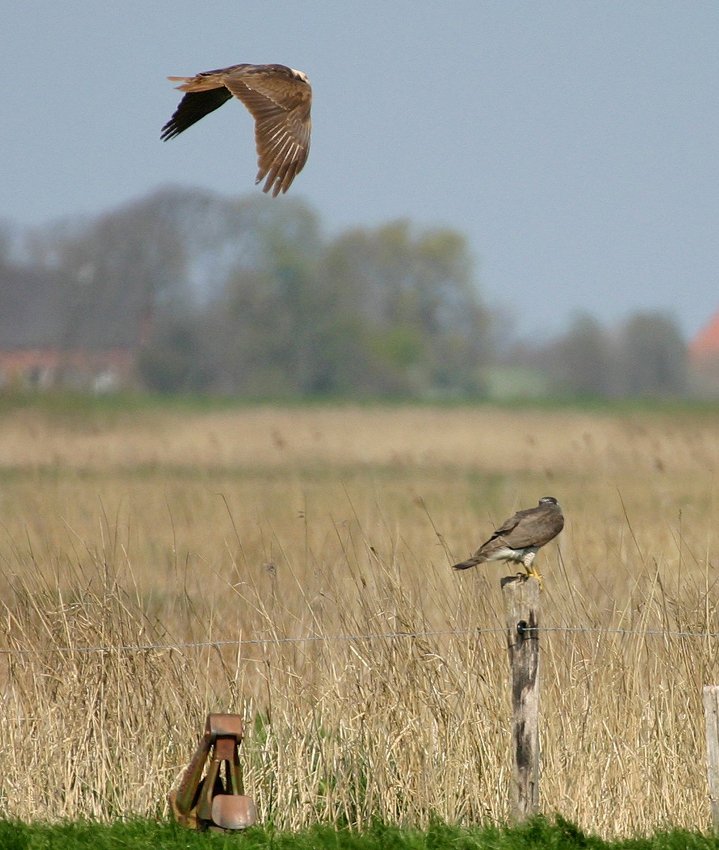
[290,68,309,83]
[539,496,559,507]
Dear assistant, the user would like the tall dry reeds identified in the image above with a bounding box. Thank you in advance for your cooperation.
[1,404,719,835]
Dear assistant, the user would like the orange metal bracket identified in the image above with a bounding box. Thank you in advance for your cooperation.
[169,713,257,832]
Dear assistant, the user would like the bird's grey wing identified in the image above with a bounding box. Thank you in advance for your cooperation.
[223,68,311,196]
[504,509,564,549]
[453,509,524,569]
[532,510,565,546]
[462,510,524,562]
[484,509,525,543]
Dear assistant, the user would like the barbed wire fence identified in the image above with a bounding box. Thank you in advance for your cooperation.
[1,623,719,655]
[3,577,719,831]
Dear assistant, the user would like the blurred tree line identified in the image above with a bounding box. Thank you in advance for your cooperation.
[0,186,693,400]
[3,187,488,398]
[540,311,688,398]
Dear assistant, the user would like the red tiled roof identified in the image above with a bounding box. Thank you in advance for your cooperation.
[690,310,719,358]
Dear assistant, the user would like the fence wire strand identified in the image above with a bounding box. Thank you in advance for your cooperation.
[2,624,719,656]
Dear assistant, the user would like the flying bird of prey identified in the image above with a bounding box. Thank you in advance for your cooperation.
[452,497,564,583]
[161,63,312,197]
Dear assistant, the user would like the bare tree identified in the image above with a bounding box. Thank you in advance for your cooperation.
[616,312,687,396]
[4,187,495,398]
[549,313,613,396]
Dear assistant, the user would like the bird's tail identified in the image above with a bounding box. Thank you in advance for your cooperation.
[452,556,485,571]
[168,74,226,92]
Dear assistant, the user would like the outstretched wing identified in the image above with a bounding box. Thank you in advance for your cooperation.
[223,65,311,197]
[161,63,312,196]
[161,87,234,141]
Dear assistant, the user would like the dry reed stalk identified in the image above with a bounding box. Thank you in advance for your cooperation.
[0,405,718,835]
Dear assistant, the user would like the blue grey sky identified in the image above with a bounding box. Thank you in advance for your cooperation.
[2,2,718,340]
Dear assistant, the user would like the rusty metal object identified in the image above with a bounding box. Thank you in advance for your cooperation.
[169,713,257,832]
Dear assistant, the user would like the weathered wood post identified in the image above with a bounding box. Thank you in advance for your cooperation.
[703,685,719,830]
[501,575,541,821]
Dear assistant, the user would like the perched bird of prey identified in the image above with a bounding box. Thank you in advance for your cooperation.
[452,497,564,582]
[161,63,312,197]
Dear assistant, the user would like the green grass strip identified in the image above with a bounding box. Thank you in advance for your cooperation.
[1,817,719,850]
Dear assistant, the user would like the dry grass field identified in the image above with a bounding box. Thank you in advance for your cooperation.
[2,401,719,836]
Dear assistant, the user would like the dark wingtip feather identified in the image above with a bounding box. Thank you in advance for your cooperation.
[160,88,233,142]
[160,121,181,142]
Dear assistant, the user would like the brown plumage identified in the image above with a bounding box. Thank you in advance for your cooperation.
[452,497,564,581]
[161,63,312,197]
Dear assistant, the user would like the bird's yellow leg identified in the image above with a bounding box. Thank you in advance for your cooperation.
[524,563,544,591]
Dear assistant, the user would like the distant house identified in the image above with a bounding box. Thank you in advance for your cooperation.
[0,264,150,391]
[689,309,719,396]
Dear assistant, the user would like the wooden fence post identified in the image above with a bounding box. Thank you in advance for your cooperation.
[502,575,541,822]
[703,685,719,830]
